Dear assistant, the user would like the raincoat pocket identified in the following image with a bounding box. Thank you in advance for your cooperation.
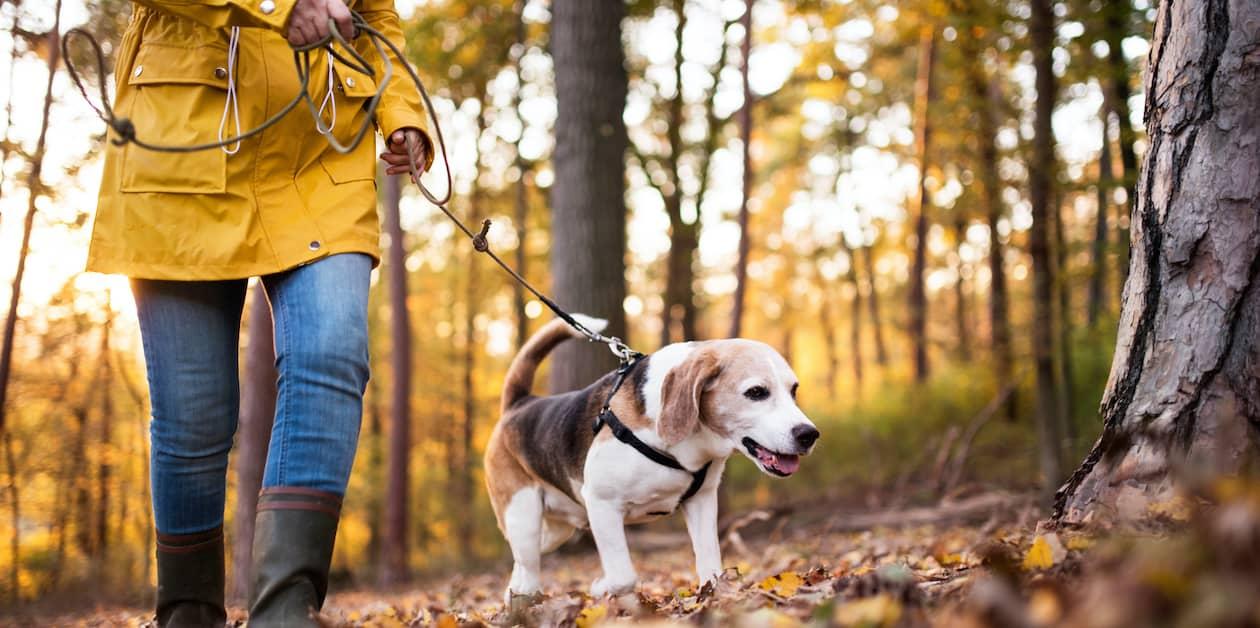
[119,42,231,194]
[317,64,378,185]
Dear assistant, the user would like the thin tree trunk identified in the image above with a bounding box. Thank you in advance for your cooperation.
[661,0,688,346]
[0,0,62,434]
[382,173,411,584]
[231,283,276,602]
[3,430,19,606]
[908,24,936,382]
[1104,0,1139,286]
[728,0,753,339]
[1053,190,1075,446]
[0,8,20,217]
[1088,102,1114,327]
[963,43,1014,412]
[953,217,971,363]
[459,106,487,560]
[1057,0,1257,524]
[1029,0,1064,496]
[94,307,114,569]
[550,0,628,390]
[859,243,888,368]
[512,0,530,351]
[839,241,864,391]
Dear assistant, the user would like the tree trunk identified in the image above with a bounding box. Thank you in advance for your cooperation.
[1104,0,1139,285]
[3,431,19,606]
[512,0,530,351]
[660,0,689,347]
[459,106,487,560]
[953,217,971,363]
[964,45,1014,410]
[1056,0,1258,524]
[1088,102,1114,327]
[839,241,863,391]
[1029,0,1064,496]
[231,282,276,601]
[728,0,753,340]
[382,173,411,584]
[908,24,936,382]
[1053,190,1075,446]
[0,1,61,434]
[859,243,888,368]
[549,0,629,390]
[94,307,114,569]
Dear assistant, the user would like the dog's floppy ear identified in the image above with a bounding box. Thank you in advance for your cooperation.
[658,349,720,446]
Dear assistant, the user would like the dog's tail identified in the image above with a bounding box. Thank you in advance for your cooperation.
[501,314,609,413]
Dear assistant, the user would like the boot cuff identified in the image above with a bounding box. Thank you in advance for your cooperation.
[257,487,342,517]
[156,526,224,554]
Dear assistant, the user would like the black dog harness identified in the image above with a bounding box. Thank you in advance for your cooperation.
[592,356,713,508]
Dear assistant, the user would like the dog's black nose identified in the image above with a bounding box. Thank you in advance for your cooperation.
[792,424,820,450]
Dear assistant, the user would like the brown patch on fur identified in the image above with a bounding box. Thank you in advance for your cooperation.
[659,348,722,445]
[483,426,536,530]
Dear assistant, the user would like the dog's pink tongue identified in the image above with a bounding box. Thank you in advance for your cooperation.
[772,454,800,475]
[758,449,800,475]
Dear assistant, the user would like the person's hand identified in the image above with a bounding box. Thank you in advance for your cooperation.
[286,0,354,48]
[380,128,431,178]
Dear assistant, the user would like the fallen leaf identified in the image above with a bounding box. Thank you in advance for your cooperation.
[833,593,902,627]
[575,604,607,628]
[1022,534,1065,571]
[759,571,805,597]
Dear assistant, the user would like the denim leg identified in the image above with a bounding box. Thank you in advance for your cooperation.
[261,253,372,494]
[132,277,248,535]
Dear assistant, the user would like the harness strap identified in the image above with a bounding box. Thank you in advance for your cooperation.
[593,357,712,507]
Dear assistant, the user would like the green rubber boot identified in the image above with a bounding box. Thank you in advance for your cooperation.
[155,526,227,627]
[246,488,342,627]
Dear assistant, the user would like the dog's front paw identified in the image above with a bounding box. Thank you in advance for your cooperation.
[590,574,636,598]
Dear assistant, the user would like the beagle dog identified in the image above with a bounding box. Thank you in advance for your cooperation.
[484,315,819,600]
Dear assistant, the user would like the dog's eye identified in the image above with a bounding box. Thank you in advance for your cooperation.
[744,386,770,401]
[791,383,799,399]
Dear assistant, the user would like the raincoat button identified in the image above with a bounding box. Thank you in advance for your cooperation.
[309,241,321,251]
[259,0,275,14]
[214,67,227,80]
[345,77,356,88]
[133,66,143,77]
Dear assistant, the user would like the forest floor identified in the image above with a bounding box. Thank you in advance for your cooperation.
[36,479,1260,627]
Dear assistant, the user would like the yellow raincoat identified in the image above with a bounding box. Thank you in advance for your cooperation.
[87,0,431,280]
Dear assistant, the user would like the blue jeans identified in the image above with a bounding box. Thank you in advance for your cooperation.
[132,253,372,535]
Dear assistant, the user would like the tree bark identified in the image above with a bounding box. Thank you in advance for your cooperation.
[1088,102,1114,327]
[382,173,411,584]
[908,24,936,382]
[963,47,1013,407]
[549,0,628,390]
[3,431,19,605]
[859,242,888,368]
[94,307,114,568]
[231,282,276,601]
[839,241,863,391]
[1057,0,1259,524]
[0,1,61,434]
[728,0,753,340]
[1029,0,1064,496]
[512,0,530,351]
[1104,0,1139,285]
[953,217,971,363]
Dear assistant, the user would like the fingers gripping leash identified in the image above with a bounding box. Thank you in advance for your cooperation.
[63,14,640,363]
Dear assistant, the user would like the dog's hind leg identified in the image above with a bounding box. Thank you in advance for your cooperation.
[540,517,576,554]
[503,486,544,599]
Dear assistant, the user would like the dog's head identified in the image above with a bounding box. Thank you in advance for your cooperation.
[655,339,819,477]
